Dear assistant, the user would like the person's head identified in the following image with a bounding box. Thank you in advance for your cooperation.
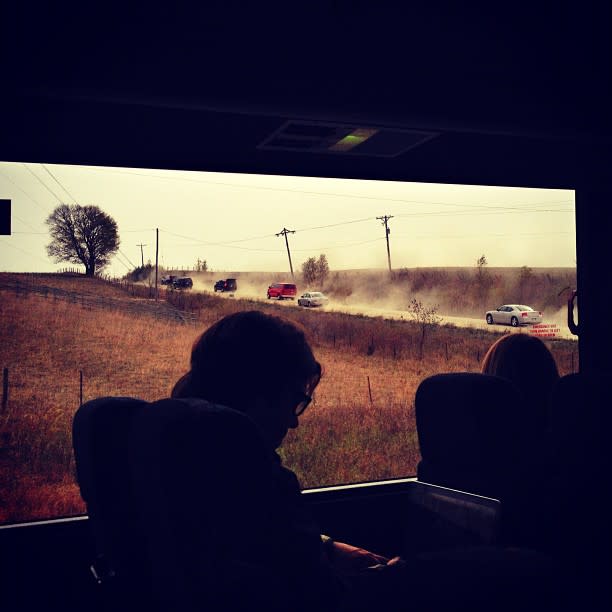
[481,333,560,431]
[172,310,321,448]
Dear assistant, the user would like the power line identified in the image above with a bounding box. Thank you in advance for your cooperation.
[0,168,49,214]
[40,164,79,204]
[118,248,137,268]
[114,251,133,271]
[0,237,50,264]
[22,164,63,203]
[161,230,282,252]
[395,230,573,240]
[294,217,374,232]
[393,208,573,220]
[160,205,574,254]
[85,166,573,212]
[10,213,39,233]
[292,237,385,251]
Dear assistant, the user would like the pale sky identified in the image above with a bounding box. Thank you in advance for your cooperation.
[0,162,576,277]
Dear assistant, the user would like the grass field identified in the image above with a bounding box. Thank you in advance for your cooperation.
[0,273,578,523]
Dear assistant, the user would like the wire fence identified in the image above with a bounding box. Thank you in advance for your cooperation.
[1,275,198,325]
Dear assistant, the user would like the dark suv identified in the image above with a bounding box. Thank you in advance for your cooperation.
[172,277,193,289]
[161,275,177,285]
[214,278,237,292]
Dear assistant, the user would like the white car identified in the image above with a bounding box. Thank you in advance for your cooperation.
[485,304,543,327]
[297,292,329,307]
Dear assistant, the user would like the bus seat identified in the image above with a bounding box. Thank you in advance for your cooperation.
[544,373,612,606]
[548,373,611,474]
[72,396,289,612]
[414,373,548,547]
[72,396,151,609]
[415,373,534,498]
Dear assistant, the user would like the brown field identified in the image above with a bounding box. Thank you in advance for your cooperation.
[0,273,578,524]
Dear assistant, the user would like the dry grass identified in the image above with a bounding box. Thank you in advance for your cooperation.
[0,275,578,523]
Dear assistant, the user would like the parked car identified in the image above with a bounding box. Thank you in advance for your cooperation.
[485,304,543,327]
[214,278,238,292]
[172,277,193,289]
[298,291,329,307]
[161,274,177,285]
[267,282,297,300]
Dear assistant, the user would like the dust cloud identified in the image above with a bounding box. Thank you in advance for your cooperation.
[158,267,577,339]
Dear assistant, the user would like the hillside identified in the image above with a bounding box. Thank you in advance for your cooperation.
[0,272,578,524]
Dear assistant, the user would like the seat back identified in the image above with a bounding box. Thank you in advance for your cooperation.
[548,373,611,474]
[72,396,151,600]
[72,396,264,611]
[546,373,611,547]
[544,373,612,606]
[415,373,534,500]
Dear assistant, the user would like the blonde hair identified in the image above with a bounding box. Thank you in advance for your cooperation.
[482,333,560,431]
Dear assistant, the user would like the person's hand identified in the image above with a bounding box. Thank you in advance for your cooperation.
[327,540,390,573]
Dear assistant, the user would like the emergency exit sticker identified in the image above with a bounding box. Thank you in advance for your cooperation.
[529,323,560,339]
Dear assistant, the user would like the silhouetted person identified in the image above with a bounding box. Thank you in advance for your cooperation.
[481,333,562,553]
[170,310,403,611]
[481,333,560,435]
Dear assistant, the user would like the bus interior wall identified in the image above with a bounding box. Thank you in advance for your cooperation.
[1,5,610,611]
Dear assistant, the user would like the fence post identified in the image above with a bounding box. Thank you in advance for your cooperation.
[2,368,8,412]
[367,375,373,406]
[79,370,83,407]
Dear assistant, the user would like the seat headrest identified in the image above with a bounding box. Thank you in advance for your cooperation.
[73,396,147,517]
[549,373,611,462]
[416,373,528,470]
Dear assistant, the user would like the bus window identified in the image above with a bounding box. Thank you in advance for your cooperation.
[0,162,576,524]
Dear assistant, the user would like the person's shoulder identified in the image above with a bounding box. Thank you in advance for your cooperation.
[152,397,273,454]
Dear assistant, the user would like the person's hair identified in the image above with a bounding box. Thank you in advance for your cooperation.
[481,333,560,431]
[171,310,321,412]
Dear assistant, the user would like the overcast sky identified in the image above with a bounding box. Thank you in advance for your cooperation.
[0,161,576,277]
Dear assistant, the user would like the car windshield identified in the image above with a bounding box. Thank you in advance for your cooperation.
[517,305,533,311]
[311,292,323,297]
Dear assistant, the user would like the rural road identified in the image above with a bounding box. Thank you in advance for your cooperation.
[203,286,577,341]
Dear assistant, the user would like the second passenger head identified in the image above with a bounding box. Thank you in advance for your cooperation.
[481,332,560,432]
[171,310,321,449]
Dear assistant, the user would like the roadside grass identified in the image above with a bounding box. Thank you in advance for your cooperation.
[0,277,578,523]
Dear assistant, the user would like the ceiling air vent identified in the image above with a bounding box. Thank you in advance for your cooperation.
[258,120,438,158]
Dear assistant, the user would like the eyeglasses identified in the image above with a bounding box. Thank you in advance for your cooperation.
[294,392,312,417]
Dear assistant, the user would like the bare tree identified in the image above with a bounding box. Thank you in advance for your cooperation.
[195,258,208,272]
[301,256,318,285]
[408,298,442,359]
[46,204,119,277]
[475,253,493,307]
[517,265,533,302]
[316,254,329,286]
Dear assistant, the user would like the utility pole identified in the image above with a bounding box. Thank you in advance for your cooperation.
[376,215,394,274]
[155,228,159,301]
[136,243,147,267]
[276,227,296,278]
